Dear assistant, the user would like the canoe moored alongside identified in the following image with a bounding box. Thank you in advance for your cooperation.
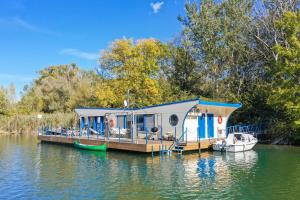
[74,141,107,151]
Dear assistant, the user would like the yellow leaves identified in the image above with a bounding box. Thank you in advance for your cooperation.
[95,82,118,107]
[98,38,169,107]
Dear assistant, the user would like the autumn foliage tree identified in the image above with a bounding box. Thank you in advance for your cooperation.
[99,38,171,107]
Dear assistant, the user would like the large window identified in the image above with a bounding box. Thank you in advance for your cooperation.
[136,114,155,131]
[144,114,155,131]
[116,115,126,129]
[136,115,144,131]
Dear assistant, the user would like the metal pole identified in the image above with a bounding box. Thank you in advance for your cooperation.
[159,145,161,156]
[160,126,163,144]
[152,145,154,157]
[119,127,121,143]
[185,128,187,143]
[174,127,176,144]
[146,128,148,144]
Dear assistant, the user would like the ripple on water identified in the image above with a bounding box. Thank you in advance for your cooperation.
[1,137,300,199]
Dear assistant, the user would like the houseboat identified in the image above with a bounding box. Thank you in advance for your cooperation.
[38,98,242,153]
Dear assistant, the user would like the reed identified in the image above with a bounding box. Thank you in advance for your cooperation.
[0,112,78,135]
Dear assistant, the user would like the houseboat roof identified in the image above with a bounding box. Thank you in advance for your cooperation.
[75,98,242,117]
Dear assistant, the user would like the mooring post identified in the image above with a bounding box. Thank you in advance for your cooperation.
[198,141,201,156]
[152,145,154,157]
[159,145,161,156]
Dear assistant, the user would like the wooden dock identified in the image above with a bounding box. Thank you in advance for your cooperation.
[38,135,218,153]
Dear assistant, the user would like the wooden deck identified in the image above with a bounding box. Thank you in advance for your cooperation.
[38,135,218,153]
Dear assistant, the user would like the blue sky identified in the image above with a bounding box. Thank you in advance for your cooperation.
[0,0,186,98]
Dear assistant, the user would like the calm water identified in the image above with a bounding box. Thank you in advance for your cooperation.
[1,136,300,200]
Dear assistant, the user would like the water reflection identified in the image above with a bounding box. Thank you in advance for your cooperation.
[2,136,300,200]
[224,150,258,169]
[198,151,257,174]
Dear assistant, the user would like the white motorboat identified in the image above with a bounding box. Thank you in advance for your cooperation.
[213,132,258,152]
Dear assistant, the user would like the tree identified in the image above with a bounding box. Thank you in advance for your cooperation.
[0,87,9,115]
[99,38,170,107]
[268,11,300,134]
[178,0,254,100]
[18,64,103,113]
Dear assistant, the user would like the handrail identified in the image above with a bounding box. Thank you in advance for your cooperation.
[168,129,187,150]
[226,124,262,137]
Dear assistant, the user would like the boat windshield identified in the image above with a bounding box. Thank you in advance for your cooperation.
[234,134,242,141]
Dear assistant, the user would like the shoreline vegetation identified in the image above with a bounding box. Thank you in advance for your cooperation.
[0,113,77,135]
[0,1,299,144]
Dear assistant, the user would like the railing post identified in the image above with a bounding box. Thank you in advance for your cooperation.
[174,127,176,143]
[108,129,110,142]
[146,128,148,144]
[119,127,121,143]
[185,128,187,143]
[160,126,163,144]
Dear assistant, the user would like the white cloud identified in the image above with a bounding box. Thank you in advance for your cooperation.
[0,17,60,36]
[150,1,164,14]
[59,48,99,60]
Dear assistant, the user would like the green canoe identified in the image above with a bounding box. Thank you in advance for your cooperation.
[74,141,107,151]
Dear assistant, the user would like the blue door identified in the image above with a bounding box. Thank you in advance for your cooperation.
[198,113,206,139]
[207,114,214,138]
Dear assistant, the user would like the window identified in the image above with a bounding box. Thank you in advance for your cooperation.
[116,115,126,129]
[136,115,144,131]
[169,114,179,126]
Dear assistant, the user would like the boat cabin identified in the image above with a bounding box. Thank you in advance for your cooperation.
[75,98,241,143]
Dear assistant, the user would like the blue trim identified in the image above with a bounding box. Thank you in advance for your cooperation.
[94,117,97,131]
[81,117,85,129]
[100,116,104,133]
[199,113,206,139]
[207,113,214,138]
[199,100,242,108]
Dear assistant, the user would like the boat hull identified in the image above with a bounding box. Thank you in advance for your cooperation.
[74,141,107,151]
[225,141,257,152]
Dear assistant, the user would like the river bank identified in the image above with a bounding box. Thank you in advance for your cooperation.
[0,113,77,135]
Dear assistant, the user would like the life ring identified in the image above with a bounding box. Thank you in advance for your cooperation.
[109,119,115,128]
[217,116,222,124]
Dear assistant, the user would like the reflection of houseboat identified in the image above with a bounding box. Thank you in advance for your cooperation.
[39,98,242,153]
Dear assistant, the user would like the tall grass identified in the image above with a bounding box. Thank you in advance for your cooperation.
[0,112,78,135]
